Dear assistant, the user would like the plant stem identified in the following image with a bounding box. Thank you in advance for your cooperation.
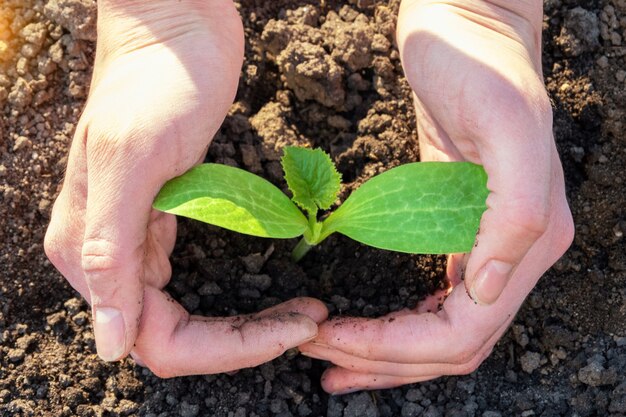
[292,237,313,262]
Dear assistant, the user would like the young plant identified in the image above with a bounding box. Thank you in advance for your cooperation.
[153,146,489,261]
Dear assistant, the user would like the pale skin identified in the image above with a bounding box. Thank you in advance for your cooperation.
[44,0,573,387]
[44,0,328,377]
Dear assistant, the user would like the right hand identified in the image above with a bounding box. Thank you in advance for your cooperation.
[44,0,327,377]
[300,0,574,392]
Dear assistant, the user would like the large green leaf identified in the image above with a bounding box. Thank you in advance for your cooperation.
[321,162,489,254]
[281,146,341,216]
[153,164,308,238]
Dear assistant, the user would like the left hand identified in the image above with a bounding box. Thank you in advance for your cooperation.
[44,0,328,376]
[300,0,574,393]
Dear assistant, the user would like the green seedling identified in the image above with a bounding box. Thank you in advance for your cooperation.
[153,146,489,262]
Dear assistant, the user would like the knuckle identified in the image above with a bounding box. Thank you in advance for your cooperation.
[455,353,486,375]
[80,238,131,293]
[451,342,481,366]
[445,331,483,366]
[83,122,145,170]
[88,130,127,155]
[81,238,122,274]
[43,225,62,267]
[467,77,552,138]
[448,340,493,375]
[44,213,73,271]
[557,209,575,254]
[502,198,550,241]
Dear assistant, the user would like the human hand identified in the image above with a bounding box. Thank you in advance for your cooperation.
[300,0,574,392]
[44,0,327,377]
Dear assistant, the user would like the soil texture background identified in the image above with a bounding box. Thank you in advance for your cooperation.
[1,0,625,416]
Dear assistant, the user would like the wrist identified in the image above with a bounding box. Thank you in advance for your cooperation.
[95,0,242,60]
[401,0,542,19]
[98,0,240,30]
[398,0,543,66]
[98,0,236,16]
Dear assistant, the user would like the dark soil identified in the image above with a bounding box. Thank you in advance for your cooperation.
[1,0,625,416]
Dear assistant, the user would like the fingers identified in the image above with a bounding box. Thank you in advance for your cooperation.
[304,280,520,366]
[397,0,564,308]
[445,253,466,287]
[133,289,328,377]
[80,128,167,362]
[45,132,90,299]
[462,136,551,306]
[142,212,176,290]
[309,315,504,393]
[305,311,452,365]
[321,368,437,394]
[417,75,556,306]
[149,210,177,258]
[301,311,506,377]
[303,151,572,388]
[256,297,329,324]
[303,342,447,378]
[464,134,570,306]
[303,205,574,387]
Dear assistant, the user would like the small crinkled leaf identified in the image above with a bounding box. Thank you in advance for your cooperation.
[153,164,307,238]
[281,146,341,215]
[321,162,488,254]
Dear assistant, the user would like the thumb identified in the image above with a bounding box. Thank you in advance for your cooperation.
[464,122,554,306]
[81,138,159,362]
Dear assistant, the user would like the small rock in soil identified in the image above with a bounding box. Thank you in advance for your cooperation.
[330,294,350,312]
[8,348,26,363]
[71,311,89,325]
[405,388,422,402]
[241,252,267,274]
[557,7,600,56]
[181,293,200,312]
[422,405,443,417]
[277,41,346,109]
[401,402,424,417]
[16,334,36,350]
[197,281,223,296]
[241,274,272,291]
[578,361,618,386]
[609,382,626,413]
[520,351,542,373]
[343,392,379,417]
[117,399,138,415]
[179,401,200,417]
[13,136,31,151]
[44,0,97,41]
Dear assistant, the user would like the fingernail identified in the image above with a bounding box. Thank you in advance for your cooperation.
[296,318,318,344]
[94,307,125,361]
[470,260,513,305]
